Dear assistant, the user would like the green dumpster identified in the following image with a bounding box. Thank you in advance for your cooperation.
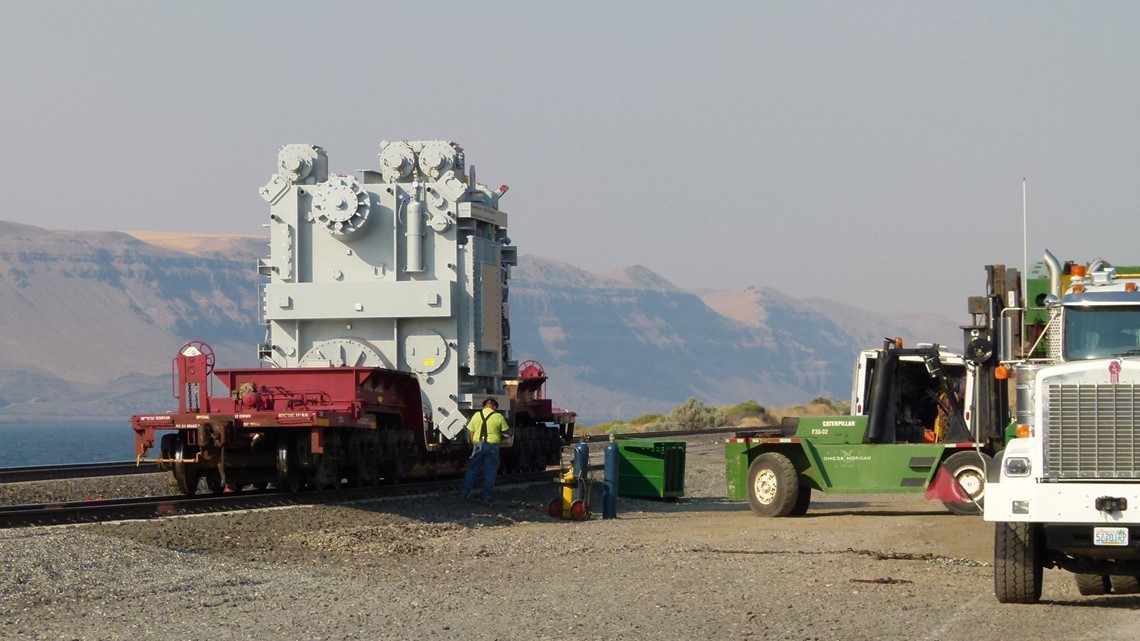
[616,439,686,499]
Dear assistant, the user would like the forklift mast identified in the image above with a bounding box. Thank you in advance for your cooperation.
[964,264,1020,447]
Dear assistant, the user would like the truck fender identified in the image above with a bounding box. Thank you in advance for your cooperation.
[988,449,1005,483]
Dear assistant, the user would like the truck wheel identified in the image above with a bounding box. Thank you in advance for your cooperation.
[1109,575,1140,594]
[1074,573,1110,596]
[746,452,800,517]
[994,521,1043,603]
[940,451,992,516]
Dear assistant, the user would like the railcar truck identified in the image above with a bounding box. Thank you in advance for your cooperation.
[726,265,1018,517]
[987,251,1140,603]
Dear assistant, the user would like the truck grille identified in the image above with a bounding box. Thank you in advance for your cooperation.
[1044,383,1140,479]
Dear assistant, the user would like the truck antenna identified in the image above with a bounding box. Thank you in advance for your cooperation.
[1026,174,1035,303]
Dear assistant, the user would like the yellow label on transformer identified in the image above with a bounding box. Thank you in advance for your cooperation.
[424,358,435,367]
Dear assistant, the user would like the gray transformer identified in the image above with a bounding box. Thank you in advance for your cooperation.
[257,141,517,440]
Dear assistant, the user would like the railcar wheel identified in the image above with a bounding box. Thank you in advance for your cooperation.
[1074,573,1111,595]
[348,433,380,487]
[745,452,800,517]
[205,472,224,495]
[276,439,302,493]
[172,439,199,496]
[523,436,542,472]
[311,454,341,490]
[158,434,177,472]
[1109,575,1140,594]
[382,454,406,485]
[994,521,1043,603]
[940,451,992,516]
[312,432,343,490]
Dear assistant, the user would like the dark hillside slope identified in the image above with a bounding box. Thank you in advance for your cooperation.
[0,223,960,420]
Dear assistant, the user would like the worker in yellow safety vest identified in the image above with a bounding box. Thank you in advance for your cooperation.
[459,397,510,505]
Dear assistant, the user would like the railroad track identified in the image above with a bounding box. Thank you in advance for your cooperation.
[0,469,555,529]
[0,429,742,528]
[0,461,159,484]
[0,427,750,484]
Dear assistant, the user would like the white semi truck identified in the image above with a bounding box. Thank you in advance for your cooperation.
[986,250,1140,603]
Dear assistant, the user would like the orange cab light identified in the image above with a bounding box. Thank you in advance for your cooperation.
[994,365,1010,380]
[1072,265,1087,277]
[1072,284,1085,293]
[1127,282,1138,292]
[894,337,904,348]
[1016,424,1030,438]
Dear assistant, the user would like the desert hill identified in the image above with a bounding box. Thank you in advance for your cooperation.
[0,223,961,422]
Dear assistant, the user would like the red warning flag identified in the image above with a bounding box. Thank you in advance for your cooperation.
[924,466,969,503]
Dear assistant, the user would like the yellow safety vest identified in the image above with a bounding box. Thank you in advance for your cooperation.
[467,409,509,445]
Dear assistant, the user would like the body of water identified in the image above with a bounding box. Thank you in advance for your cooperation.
[0,420,135,467]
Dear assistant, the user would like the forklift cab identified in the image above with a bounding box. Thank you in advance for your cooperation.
[852,341,971,444]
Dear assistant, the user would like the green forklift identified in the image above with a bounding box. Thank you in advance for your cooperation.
[726,266,1017,517]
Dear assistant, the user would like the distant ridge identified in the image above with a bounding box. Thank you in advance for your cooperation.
[0,223,962,420]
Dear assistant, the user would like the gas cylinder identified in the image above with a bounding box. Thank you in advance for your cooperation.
[603,437,619,519]
[573,442,590,485]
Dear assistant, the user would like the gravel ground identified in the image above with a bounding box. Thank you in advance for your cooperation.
[0,473,172,506]
[2,437,1139,641]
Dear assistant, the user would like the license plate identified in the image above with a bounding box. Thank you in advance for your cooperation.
[1094,527,1129,546]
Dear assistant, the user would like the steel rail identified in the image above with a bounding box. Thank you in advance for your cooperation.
[0,426,768,486]
[0,469,555,529]
[0,461,160,484]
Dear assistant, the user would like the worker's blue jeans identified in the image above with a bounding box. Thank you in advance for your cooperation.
[460,442,500,503]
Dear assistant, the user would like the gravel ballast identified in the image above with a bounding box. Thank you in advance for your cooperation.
[1,437,1138,640]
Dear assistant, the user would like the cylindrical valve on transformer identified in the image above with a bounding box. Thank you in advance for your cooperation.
[406,198,426,273]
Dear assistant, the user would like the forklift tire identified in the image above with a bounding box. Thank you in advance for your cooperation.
[746,452,800,517]
[940,450,992,516]
[994,521,1043,604]
[791,484,812,515]
[1109,575,1140,594]
[1074,573,1111,596]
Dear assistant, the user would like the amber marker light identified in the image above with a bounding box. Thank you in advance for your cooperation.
[894,337,903,348]
[1127,282,1138,292]
[1073,284,1085,293]
[1016,424,1030,438]
[994,365,1010,380]
[1072,265,1087,277]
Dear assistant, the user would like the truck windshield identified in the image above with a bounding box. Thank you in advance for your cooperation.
[1063,306,1140,360]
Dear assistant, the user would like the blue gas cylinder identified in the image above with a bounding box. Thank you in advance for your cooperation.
[573,441,591,505]
[603,438,619,519]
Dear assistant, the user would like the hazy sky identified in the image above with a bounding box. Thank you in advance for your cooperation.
[2,2,1138,319]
